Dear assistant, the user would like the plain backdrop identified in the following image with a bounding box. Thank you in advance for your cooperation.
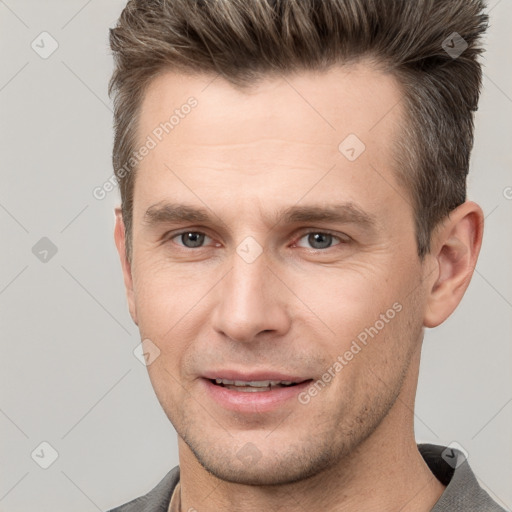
[0,1,511,511]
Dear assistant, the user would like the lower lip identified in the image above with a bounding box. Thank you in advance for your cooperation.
[201,378,313,413]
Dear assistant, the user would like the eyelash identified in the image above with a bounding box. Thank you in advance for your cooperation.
[165,229,350,251]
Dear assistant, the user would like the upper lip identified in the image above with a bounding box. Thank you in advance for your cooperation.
[202,370,311,383]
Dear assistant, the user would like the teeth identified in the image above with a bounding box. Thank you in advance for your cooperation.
[224,385,270,392]
[214,378,296,388]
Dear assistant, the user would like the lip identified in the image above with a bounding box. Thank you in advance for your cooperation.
[200,377,313,413]
[201,370,309,383]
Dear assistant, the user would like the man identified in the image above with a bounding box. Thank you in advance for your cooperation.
[106,0,505,511]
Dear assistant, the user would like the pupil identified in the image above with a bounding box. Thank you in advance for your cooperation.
[309,233,332,249]
[182,232,204,248]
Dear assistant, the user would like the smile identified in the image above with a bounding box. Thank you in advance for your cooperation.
[212,378,300,391]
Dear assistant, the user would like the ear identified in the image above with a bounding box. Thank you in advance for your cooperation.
[423,201,484,328]
[114,207,138,326]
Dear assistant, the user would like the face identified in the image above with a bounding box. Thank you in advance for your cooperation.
[117,63,431,485]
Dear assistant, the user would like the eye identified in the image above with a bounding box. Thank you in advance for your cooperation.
[170,231,213,249]
[165,229,350,252]
[294,231,348,250]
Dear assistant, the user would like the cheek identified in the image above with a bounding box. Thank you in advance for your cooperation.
[132,259,198,325]
[304,266,420,375]
[131,263,212,372]
[289,265,399,331]
[322,300,418,422]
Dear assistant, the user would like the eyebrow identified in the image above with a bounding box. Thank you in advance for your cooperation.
[143,201,377,232]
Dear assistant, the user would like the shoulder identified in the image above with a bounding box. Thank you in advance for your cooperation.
[106,465,180,512]
[418,444,507,512]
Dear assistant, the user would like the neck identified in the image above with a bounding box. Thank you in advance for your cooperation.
[177,347,445,512]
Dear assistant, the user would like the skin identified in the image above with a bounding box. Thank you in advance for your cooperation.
[114,61,483,512]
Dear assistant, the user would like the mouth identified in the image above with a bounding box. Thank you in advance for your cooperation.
[201,374,315,412]
[208,378,311,392]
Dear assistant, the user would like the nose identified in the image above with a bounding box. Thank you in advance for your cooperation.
[211,246,291,344]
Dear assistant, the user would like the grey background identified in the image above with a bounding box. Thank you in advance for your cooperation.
[0,1,511,510]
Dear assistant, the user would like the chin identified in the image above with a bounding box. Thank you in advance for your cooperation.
[185,434,342,486]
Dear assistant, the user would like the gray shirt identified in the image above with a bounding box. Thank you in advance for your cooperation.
[106,443,507,511]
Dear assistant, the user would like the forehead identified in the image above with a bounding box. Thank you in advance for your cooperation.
[137,62,403,150]
[132,62,408,228]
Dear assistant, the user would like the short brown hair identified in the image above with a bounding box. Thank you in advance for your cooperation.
[109,0,488,264]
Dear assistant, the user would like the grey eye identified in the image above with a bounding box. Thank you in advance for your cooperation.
[175,232,209,248]
[296,232,341,250]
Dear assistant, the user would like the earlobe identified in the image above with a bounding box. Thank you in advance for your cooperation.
[423,201,484,328]
[114,207,138,326]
